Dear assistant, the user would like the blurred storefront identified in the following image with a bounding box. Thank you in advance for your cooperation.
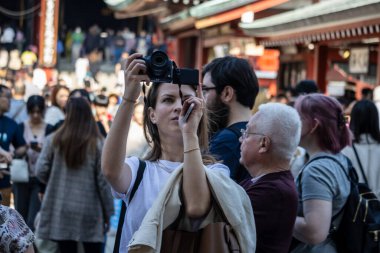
[159,0,290,90]
[240,0,380,98]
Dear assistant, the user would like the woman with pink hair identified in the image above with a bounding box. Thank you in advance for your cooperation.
[291,94,351,253]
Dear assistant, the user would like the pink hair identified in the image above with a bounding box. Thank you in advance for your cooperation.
[295,94,351,153]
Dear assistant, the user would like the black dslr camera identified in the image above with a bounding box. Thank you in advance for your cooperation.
[139,51,199,86]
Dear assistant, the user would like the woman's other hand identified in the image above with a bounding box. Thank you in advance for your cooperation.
[179,84,204,135]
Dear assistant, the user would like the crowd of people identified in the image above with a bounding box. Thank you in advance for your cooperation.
[1,28,380,252]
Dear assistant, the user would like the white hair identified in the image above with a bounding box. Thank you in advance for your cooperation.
[255,102,301,160]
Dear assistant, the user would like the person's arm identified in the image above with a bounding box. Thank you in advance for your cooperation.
[101,53,150,193]
[14,145,27,158]
[293,199,332,244]
[13,123,27,158]
[0,146,12,163]
[35,137,54,184]
[181,87,211,218]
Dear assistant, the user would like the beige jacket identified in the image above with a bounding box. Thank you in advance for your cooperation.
[128,164,256,253]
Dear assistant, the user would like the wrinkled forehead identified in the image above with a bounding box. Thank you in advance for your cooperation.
[157,83,196,97]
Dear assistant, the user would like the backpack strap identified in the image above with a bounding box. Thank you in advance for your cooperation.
[352,143,369,185]
[113,159,146,253]
[297,155,351,227]
[297,155,351,192]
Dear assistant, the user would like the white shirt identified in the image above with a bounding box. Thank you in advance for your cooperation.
[0,27,15,43]
[342,134,380,197]
[112,156,229,253]
[44,106,65,126]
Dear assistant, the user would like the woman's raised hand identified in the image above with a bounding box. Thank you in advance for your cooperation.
[122,53,150,102]
[179,84,205,135]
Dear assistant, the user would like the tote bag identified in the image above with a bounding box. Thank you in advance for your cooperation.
[10,159,29,183]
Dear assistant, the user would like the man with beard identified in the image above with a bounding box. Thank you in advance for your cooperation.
[202,56,259,182]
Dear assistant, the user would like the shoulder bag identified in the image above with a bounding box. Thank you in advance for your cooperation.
[10,158,29,183]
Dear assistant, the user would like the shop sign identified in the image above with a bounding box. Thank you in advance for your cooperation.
[349,47,369,74]
[39,0,59,67]
[327,81,346,97]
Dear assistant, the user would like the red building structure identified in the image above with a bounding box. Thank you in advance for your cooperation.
[240,0,380,97]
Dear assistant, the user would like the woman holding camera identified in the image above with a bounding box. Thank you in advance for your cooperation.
[13,95,51,231]
[101,53,232,252]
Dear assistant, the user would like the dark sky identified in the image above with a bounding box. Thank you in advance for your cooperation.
[0,0,138,31]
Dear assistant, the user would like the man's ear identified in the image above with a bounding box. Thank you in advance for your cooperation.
[220,85,234,103]
[258,136,271,154]
[148,107,156,124]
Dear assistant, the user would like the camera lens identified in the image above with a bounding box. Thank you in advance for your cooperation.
[151,51,168,68]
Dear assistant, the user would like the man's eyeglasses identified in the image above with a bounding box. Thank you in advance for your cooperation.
[240,129,266,140]
[202,86,216,96]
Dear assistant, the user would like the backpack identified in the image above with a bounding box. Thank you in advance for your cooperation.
[302,155,380,253]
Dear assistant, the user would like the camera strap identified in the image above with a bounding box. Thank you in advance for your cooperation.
[172,62,184,105]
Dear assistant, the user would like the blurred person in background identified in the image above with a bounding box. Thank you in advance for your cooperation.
[342,99,380,198]
[21,45,37,70]
[14,95,51,230]
[288,80,319,178]
[0,25,15,52]
[44,85,69,126]
[5,77,28,124]
[125,102,149,157]
[0,85,27,206]
[107,93,119,120]
[36,97,114,253]
[361,88,373,100]
[71,27,84,64]
[94,94,111,136]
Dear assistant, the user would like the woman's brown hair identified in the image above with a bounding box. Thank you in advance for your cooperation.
[50,85,70,108]
[143,83,216,164]
[53,97,102,168]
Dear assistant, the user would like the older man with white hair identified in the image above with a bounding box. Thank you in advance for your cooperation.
[239,102,301,253]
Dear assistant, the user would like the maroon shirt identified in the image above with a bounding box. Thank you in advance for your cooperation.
[240,171,298,253]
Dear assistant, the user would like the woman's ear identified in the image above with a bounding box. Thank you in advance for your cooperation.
[221,85,234,103]
[309,118,320,134]
[148,107,156,124]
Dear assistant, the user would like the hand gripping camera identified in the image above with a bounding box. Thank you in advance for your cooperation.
[139,51,199,86]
